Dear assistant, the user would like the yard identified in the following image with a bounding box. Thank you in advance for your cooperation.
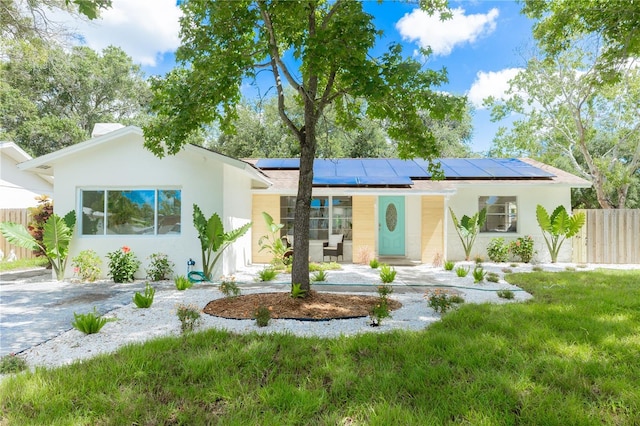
[1,269,638,425]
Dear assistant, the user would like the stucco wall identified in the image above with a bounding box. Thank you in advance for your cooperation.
[1,154,53,208]
[446,184,573,263]
[53,133,251,279]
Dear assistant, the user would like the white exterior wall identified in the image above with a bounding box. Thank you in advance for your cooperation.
[221,164,253,275]
[1,153,53,208]
[405,195,422,261]
[53,133,250,279]
[446,183,573,263]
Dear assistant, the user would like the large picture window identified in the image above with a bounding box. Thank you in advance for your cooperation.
[479,196,517,233]
[81,189,181,236]
[280,196,352,241]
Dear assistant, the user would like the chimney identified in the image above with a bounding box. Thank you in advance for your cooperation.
[91,123,125,138]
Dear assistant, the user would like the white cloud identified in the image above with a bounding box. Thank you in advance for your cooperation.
[396,7,499,56]
[468,68,523,109]
[57,0,182,66]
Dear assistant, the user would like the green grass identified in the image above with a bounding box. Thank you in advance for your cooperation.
[1,270,639,424]
[0,257,48,272]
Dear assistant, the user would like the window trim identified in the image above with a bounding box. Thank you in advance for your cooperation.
[479,195,518,233]
[280,195,353,241]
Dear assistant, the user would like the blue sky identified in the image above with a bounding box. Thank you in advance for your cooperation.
[60,0,535,154]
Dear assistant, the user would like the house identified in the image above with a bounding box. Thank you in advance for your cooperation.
[17,126,270,279]
[248,158,592,264]
[16,125,591,279]
[0,142,53,208]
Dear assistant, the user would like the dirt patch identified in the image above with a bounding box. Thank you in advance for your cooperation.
[203,290,402,320]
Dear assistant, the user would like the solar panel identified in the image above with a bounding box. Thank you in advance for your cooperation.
[362,159,396,177]
[255,158,299,169]
[313,176,413,186]
[335,159,367,177]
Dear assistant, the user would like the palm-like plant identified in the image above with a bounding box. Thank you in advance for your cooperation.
[257,211,288,263]
[0,211,76,280]
[449,207,487,261]
[536,205,585,263]
[193,204,251,280]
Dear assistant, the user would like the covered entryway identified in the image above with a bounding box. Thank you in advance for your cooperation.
[379,196,405,256]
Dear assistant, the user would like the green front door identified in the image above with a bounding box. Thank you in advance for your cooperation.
[379,196,405,256]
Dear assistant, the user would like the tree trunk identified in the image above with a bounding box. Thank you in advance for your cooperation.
[291,97,318,293]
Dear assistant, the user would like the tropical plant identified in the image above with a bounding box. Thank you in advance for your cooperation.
[174,275,192,291]
[26,195,53,259]
[193,204,252,281]
[379,264,397,284]
[145,252,174,281]
[106,246,140,283]
[0,210,76,281]
[443,260,455,271]
[369,258,379,269]
[71,308,115,334]
[291,283,307,299]
[258,268,278,282]
[133,282,155,308]
[449,207,487,260]
[536,205,586,263]
[71,249,102,282]
[257,212,289,266]
[486,237,510,263]
[311,270,327,282]
[472,266,487,283]
[510,236,536,263]
[455,266,470,278]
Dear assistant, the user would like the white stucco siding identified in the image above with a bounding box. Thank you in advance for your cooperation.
[446,183,573,263]
[0,154,53,208]
[221,164,253,275]
[53,134,229,279]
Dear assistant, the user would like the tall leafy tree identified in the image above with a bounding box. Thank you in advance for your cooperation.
[1,42,151,156]
[487,43,640,209]
[522,0,640,75]
[144,0,464,291]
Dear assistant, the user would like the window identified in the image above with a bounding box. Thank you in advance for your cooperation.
[479,196,517,233]
[81,189,181,236]
[280,196,352,240]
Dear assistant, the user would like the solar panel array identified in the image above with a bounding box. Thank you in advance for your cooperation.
[254,158,555,186]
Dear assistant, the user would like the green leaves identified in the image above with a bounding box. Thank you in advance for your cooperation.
[536,204,586,263]
[449,208,487,261]
[0,222,40,252]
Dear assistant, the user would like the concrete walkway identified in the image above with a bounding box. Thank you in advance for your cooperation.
[1,262,532,357]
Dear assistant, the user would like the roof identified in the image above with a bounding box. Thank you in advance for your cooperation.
[0,142,54,185]
[17,126,271,188]
[247,157,591,193]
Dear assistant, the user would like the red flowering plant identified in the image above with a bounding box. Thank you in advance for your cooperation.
[509,236,535,263]
[106,246,140,283]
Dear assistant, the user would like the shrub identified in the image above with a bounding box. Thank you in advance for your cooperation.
[145,253,174,281]
[72,308,115,334]
[486,272,500,283]
[133,282,155,308]
[291,283,307,298]
[253,305,271,327]
[486,237,510,263]
[258,268,278,282]
[475,256,484,264]
[444,260,455,271]
[311,270,327,282]
[455,266,469,277]
[379,264,396,283]
[176,303,201,333]
[369,300,391,326]
[532,265,544,272]
[219,275,241,298]
[0,353,28,374]
[424,289,464,314]
[497,290,515,299]
[72,249,102,282]
[472,266,486,283]
[106,246,140,283]
[174,275,192,291]
[369,258,379,269]
[510,236,535,263]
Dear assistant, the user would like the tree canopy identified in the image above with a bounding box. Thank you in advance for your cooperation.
[144,0,465,290]
[1,42,151,156]
[486,43,640,209]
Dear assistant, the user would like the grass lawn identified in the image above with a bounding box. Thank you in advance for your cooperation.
[0,257,48,272]
[1,270,639,425]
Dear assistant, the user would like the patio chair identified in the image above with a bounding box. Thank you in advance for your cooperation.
[323,233,344,261]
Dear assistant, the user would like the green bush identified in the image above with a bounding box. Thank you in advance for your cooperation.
[369,258,379,269]
[424,289,464,313]
[71,249,102,282]
[486,237,510,263]
[174,275,192,291]
[443,260,455,271]
[258,268,278,282]
[379,264,396,283]
[472,266,486,283]
[145,252,174,281]
[72,308,115,334]
[0,353,28,374]
[133,282,155,308]
[311,270,327,282]
[510,236,535,263]
[176,303,201,333]
[486,272,500,283]
[219,275,241,298]
[291,283,307,298]
[497,290,515,299]
[455,266,469,277]
[253,305,271,327]
[106,246,140,283]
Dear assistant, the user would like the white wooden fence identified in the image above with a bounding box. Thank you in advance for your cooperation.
[572,209,640,264]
